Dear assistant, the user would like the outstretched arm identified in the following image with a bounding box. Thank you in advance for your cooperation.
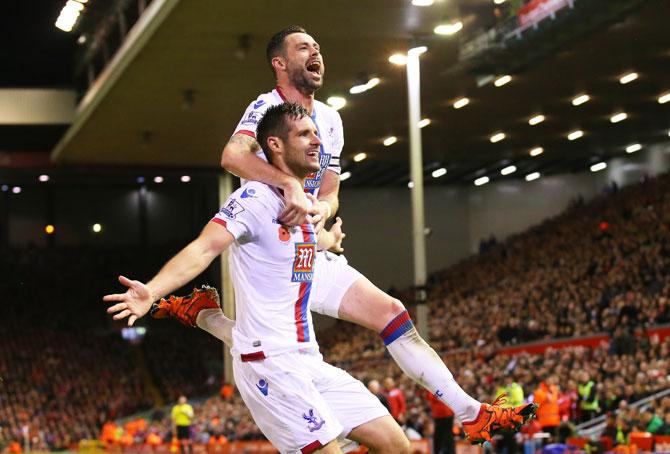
[221,134,312,226]
[104,222,234,326]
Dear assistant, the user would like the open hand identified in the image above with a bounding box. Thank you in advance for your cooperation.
[328,217,345,253]
[103,276,154,326]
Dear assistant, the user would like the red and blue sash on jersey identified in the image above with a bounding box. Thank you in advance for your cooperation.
[292,224,316,342]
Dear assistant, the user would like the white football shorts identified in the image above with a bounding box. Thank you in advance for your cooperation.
[233,348,389,453]
[310,251,362,318]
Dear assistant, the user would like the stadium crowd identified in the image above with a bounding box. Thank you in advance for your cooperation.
[86,332,670,451]
[0,245,221,451]
[0,172,668,451]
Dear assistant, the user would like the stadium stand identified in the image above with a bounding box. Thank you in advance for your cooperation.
[1,172,668,452]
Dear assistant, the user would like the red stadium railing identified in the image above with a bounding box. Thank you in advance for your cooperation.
[496,324,670,356]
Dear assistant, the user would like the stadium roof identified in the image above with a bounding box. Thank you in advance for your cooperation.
[2,0,669,186]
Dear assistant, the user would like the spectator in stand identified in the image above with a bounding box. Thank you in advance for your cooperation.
[219,382,233,401]
[171,396,194,454]
[657,412,670,436]
[615,415,631,446]
[425,390,455,454]
[641,409,663,434]
[557,379,578,422]
[578,371,600,422]
[494,373,525,454]
[384,377,407,424]
[602,413,618,442]
[367,380,391,413]
[495,373,524,407]
[534,376,560,439]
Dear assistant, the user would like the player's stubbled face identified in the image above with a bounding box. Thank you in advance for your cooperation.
[283,33,324,92]
[283,116,321,176]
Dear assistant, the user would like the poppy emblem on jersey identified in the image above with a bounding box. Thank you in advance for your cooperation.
[278,226,291,243]
[304,153,331,191]
[303,409,325,433]
[292,243,315,282]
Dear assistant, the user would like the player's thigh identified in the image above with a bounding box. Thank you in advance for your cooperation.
[233,353,342,454]
[312,358,390,442]
[337,274,406,332]
[313,440,343,454]
[347,415,410,454]
[310,251,361,318]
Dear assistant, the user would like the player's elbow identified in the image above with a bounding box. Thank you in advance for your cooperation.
[220,146,235,171]
[220,144,246,174]
[194,229,229,262]
[204,236,228,259]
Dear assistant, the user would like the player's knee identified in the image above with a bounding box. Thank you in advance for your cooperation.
[398,435,411,454]
[376,297,410,332]
[386,298,406,321]
[394,433,411,454]
[371,431,410,454]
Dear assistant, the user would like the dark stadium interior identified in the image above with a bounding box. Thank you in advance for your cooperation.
[1,0,670,452]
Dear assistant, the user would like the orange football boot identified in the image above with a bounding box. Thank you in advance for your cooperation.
[150,285,220,327]
[462,394,538,445]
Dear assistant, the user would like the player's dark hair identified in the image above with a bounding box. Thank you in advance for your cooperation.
[256,102,310,163]
[266,25,307,75]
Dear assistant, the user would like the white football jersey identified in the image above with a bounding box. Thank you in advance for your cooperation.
[211,181,320,358]
[233,87,343,196]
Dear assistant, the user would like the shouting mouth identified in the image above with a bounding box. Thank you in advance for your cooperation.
[306,60,322,78]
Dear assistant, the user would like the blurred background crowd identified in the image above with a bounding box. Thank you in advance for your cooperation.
[1,172,668,452]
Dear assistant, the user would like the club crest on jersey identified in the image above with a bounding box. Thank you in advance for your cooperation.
[303,409,325,432]
[304,153,331,190]
[292,243,315,282]
[220,198,244,219]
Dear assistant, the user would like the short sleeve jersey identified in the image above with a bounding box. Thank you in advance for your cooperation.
[233,87,343,196]
[211,182,319,357]
[171,404,194,427]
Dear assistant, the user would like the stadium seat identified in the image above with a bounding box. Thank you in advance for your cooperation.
[600,436,614,451]
[566,437,588,448]
[654,435,670,452]
[629,432,653,452]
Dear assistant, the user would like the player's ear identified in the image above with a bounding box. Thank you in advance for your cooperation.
[267,136,282,156]
[271,56,286,74]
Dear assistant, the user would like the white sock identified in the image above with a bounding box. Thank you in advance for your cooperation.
[195,309,234,347]
[383,316,481,422]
